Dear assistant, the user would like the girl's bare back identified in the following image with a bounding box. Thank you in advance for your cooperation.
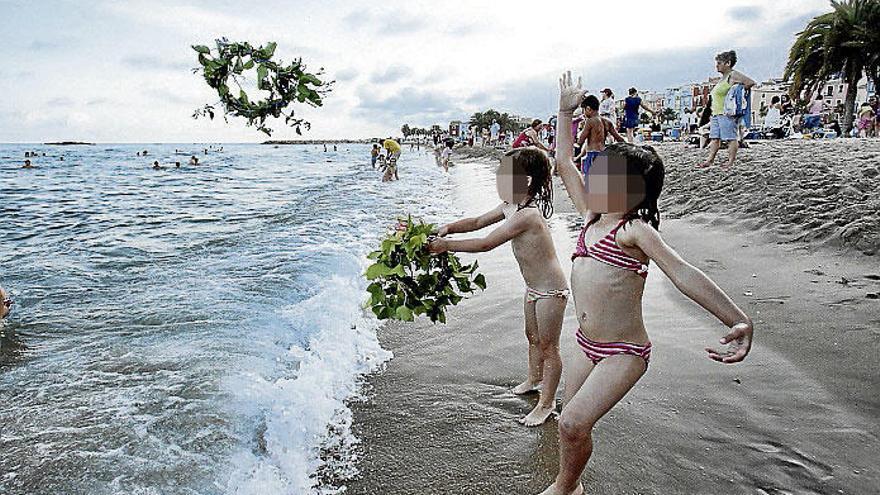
[501,203,567,291]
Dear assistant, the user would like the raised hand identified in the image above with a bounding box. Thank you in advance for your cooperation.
[705,321,753,363]
[558,71,585,113]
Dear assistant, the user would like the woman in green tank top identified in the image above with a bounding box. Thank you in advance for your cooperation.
[698,50,756,169]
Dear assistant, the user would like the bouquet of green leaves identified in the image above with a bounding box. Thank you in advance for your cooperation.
[365,217,486,323]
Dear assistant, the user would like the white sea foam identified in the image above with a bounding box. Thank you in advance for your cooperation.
[222,257,392,495]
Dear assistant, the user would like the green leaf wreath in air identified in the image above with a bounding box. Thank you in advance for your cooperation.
[365,217,487,323]
[191,39,333,136]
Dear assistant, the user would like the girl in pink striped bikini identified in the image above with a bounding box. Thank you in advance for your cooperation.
[538,72,755,495]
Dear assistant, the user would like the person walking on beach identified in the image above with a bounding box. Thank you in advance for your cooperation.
[698,50,755,169]
[622,88,653,143]
[439,138,453,172]
[857,102,875,138]
[539,72,754,495]
[513,120,550,152]
[490,119,501,146]
[371,144,381,168]
[429,148,568,427]
[598,88,616,123]
[763,96,784,139]
[572,95,624,175]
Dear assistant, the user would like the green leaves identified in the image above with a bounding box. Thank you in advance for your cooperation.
[192,38,334,136]
[364,217,487,324]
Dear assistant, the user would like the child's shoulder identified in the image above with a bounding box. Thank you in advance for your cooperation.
[617,218,661,245]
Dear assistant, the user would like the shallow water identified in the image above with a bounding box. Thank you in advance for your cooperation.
[0,143,450,494]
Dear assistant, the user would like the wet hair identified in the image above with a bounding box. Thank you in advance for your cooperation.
[503,147,554,219]
[607,142,665,230]
[530,119,542,128]
[581,95,600,111]
[715,50,737,68]
[628,87,637,96]
[771,95,780,104]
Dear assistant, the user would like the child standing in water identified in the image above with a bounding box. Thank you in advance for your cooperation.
[429,148,568,426]
[538,72,754,495]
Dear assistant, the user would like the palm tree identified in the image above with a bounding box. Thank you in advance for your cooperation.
[784,0,880,134]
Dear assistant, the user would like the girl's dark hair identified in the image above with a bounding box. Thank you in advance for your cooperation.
[715,50,737,68]
[771,95,780,104]
[504,147,553,219]
[602,88,614,98]
[530,119,543,128]
[605,142,665,230]
[628,87,637,95]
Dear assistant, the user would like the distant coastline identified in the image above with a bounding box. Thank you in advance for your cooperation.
[44,141,95,145]
[262,139,375,145]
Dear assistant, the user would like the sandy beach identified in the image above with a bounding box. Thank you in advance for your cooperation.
[342,140,880,494]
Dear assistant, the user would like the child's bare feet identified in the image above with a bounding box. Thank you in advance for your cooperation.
[511,379,541,395]
[537,482,584,495]
[519,402,556,427]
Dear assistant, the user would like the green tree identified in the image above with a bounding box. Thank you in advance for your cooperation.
[784,0,880,133]
[401,124,411,138]
[469,109,518,133]
[660,107,677,123]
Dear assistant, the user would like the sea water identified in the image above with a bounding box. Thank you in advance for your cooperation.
[0,143,451,494]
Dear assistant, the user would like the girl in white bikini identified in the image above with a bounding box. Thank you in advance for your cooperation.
[429,147,568,427]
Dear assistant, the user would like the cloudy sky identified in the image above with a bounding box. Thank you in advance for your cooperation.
[1,0,830,142]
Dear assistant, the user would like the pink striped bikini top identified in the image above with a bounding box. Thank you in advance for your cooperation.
[572,218,649,278]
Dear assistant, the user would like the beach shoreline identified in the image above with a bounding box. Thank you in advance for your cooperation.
[340,142,880,494]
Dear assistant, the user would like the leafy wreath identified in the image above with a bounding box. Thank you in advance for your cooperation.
[365,217,487,323]
[192,39,333,136]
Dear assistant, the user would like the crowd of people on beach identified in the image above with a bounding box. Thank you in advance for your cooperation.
[421,63,757,495]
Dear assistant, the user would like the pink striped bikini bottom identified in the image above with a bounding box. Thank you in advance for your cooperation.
[575,329,651,365]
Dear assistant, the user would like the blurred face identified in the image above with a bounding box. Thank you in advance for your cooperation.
[586,154,646,213]
[497,155,531,205]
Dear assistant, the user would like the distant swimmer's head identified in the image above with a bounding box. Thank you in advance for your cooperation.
[23,159,31,168]
[580,95,600,117]
[530,119,542,130]
[498,147,553,219]
[1,286,12,319]
[585,142,664,229]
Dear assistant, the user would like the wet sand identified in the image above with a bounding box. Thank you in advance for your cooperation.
[342,143,879,494]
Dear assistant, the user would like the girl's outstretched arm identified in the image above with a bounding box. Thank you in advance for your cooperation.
[556,71,591,217]
[623,221,754,363]
[428,210,535,254]
[438,205,504,237]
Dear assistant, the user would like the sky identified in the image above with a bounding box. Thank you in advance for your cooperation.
[0,0,831,143]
